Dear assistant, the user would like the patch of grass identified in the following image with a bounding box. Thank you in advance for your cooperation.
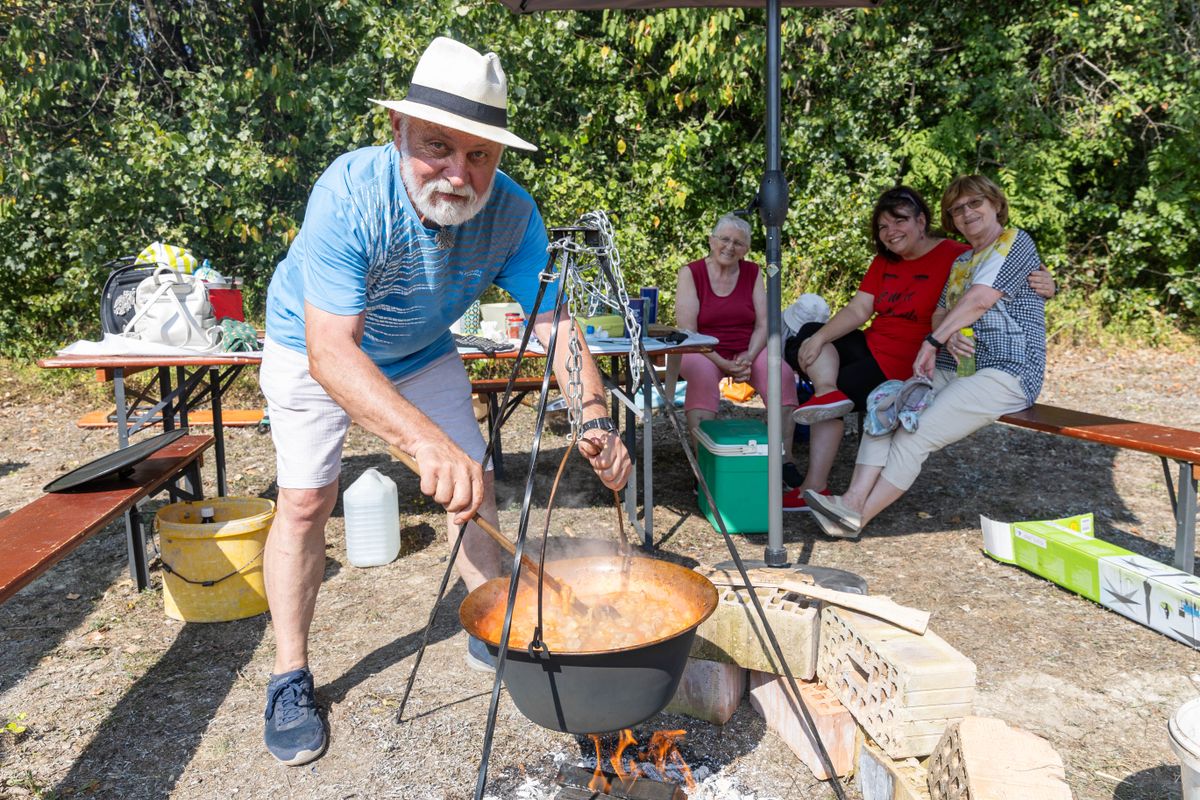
[1047,290,1200,350]
[4,769,58,800]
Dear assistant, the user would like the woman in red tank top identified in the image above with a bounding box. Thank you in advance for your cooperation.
[674,213,800,489]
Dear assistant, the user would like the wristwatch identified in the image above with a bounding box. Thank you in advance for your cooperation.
[580,417,617,436]
[924,333,945,349]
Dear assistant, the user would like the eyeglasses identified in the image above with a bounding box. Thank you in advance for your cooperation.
[712,234,749,248]
[947,197,986,218]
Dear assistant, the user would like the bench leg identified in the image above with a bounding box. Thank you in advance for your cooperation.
[125,504,150,591]
[1173,460,1198,574]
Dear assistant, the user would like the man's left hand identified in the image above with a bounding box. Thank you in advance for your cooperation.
[576,429,632,490]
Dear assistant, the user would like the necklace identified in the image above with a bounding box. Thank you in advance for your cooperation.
[418,212,456,250]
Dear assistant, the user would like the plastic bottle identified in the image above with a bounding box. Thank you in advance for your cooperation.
[343,468,401,567]
[956,328,976,377]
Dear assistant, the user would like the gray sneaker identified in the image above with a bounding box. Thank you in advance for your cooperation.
[466,635,498,673]
[264,668,327,766]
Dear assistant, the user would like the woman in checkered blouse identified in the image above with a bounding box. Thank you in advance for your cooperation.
[803,175,1048,539]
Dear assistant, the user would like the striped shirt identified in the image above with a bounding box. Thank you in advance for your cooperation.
[936,228,1047,404]
[265,144,554,380]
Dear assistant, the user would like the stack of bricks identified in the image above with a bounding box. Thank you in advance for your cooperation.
[667,580,821,725]
[690,583,819,677]
[817,607,976,759]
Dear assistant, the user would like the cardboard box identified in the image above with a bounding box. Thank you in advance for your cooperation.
[982,513,1200,649]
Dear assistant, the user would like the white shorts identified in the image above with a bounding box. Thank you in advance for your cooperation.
[259,338,487,489]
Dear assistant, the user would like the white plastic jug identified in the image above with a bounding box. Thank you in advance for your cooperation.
[343,468,400,568]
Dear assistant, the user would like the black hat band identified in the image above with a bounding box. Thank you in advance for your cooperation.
[405,84,507,129]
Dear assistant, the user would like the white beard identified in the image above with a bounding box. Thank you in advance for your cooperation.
[399,143,494,227]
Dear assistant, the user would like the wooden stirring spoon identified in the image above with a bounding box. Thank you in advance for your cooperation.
[387,446,618,620]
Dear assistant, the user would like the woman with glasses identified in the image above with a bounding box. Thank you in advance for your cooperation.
[781,185,1054,514]
[804,175,1049,538]
[675,212,801,486]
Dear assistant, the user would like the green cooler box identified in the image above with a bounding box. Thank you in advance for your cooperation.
[696,418,769,534]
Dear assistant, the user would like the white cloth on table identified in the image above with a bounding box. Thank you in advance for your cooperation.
[57,333,264,358]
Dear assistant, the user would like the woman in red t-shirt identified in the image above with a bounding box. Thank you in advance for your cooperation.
[675,213,801,482]
[782,186,1054,513]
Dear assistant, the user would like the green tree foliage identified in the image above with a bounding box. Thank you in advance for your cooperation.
[1,0,1196,357]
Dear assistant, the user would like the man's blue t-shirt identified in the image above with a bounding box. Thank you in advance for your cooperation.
[265,143,554,379]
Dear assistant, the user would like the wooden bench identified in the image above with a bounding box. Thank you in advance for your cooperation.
[77,407,265,429]
[470,376,559,478]
[0,434,214,604]
[999,403,1200,572]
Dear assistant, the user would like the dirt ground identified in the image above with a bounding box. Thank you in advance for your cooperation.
[1,345,1198,800]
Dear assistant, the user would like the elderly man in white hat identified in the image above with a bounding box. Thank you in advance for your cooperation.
[257,37,631,766]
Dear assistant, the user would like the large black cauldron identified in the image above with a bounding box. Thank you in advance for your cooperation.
[460,555,718,734]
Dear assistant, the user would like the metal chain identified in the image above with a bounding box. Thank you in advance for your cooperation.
[546,211,643,425]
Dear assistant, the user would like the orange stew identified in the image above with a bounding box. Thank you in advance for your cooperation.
[476,582,699,653]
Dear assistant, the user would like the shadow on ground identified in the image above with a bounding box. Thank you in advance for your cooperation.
[1114,764,1182,799]
[53,614,268,799]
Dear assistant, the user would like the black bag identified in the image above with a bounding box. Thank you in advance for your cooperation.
[100,256,161,334]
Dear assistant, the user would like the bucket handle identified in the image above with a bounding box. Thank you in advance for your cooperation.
[153,510,266,587]
[158,546,264,587]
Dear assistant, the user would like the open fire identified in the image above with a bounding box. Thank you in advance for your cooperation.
[553,728,697,799]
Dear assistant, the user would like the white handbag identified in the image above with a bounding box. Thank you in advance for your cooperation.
[122,267,223,351]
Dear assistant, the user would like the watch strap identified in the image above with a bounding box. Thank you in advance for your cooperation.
[579,417,617,435]
[924,333,945,349]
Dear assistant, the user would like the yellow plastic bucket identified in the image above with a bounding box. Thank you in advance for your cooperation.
[156,497,274,623]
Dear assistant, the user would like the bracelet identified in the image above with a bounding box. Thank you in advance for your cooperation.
[580,417,617,435]
[924,333,945,349]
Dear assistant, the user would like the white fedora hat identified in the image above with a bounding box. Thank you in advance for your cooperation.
[370,37,536,152]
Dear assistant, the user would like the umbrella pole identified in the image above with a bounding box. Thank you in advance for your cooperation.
[762,0,788,567]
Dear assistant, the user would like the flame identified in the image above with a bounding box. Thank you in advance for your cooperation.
[587,734,609,793]
[611,727,638,778]
[584,728,697,793]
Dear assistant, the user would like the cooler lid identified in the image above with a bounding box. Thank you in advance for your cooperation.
[696,418,769,456]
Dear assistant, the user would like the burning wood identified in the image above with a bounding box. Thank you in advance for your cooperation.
[570,729,696,799]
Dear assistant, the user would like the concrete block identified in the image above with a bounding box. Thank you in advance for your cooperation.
[927,716,1072,800]
[691,584,819,678]
[857,741,931,800]
[664,657,747,725]
[817,607,975,759]
[748,671,856,779]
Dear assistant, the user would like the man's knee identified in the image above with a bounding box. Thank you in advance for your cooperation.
[274,485,338,535]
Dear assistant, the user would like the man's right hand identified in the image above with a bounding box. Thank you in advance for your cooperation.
[412,440,484,525]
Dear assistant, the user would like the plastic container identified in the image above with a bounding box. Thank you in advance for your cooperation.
[1171,697,1200,799]
[156,497,274,622]
[640,287,659,324]
[956,328,976,377]
[344,468,401,568]
[578,314,623,338]
[624,298,646,338]
[696,418,769,534]
[480,302,523,329]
